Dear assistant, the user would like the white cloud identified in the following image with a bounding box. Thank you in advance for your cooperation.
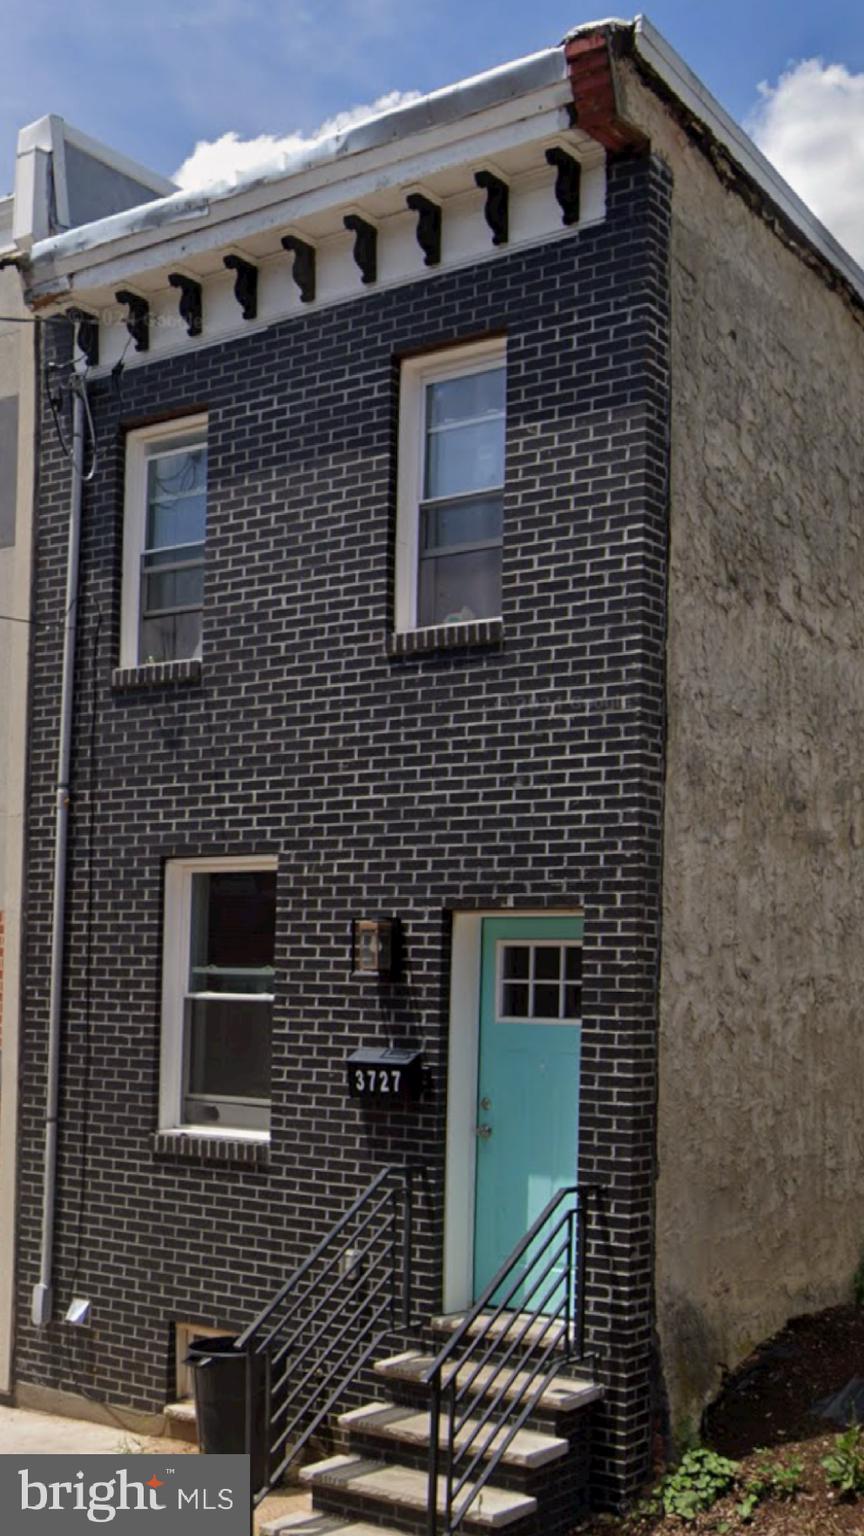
[173,89,422,192]
[749,58,864,267]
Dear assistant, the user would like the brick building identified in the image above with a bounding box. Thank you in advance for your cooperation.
[8,16,864,1528]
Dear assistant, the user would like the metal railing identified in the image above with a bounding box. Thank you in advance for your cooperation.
[424,1185,595,1536]
[235,1164,415,1505]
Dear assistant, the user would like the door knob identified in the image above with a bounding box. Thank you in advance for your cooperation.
[474,1124,493,1140]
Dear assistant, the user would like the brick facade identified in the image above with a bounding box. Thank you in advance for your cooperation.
[18,148,671,1506]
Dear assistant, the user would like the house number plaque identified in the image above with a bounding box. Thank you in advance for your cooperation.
[347,1047,424,1103]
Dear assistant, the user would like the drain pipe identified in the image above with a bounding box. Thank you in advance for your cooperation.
[32,373,86,1327]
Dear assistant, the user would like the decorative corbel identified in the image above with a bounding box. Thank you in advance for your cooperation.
[68,308,99,368]
[343,214,377,284]
[114,290,149,353]
[545,147,582,226]
[223,253,258,320]
[168,272,203,338]
[281,235,316,303]
[406,191,442,267]
[474,170,509,246]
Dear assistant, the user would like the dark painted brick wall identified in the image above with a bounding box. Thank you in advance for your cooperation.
[18,149,671,1505]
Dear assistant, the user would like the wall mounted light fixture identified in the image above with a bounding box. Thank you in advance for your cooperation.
[352,917,399,978]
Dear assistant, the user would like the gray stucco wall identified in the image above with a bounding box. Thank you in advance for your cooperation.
[619,64,864,1438]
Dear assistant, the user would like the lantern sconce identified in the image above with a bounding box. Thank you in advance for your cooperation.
[352,917,400,979]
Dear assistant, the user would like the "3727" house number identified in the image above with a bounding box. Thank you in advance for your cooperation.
[346,1048,424,1103]
[352,1065,402,1095]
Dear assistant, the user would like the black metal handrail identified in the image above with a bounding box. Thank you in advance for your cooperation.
[424,1184,595,1536]
[235,1164,415,1506]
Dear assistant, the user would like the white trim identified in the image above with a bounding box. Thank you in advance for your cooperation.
[395,337,506,635]
[443,914,483,1312]
[28,100,588,287]
[443,908,584,1312]
[158,854,277,1135]
[120,414,207,670]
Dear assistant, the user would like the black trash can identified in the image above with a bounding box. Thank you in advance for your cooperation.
[186,1335,268,1493]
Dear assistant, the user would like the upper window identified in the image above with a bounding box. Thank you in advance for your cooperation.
[121,415,208,667]
[395,341,505,633]
[159,857,277,1135]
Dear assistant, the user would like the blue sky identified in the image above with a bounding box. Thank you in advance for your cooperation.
[2,1,864,257]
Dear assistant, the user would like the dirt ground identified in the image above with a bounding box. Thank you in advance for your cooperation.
[575,1305,864,1535]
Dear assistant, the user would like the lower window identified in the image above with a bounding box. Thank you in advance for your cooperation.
[160,857,277,1134]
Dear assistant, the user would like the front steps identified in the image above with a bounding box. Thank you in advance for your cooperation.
[266,1315,602,1536]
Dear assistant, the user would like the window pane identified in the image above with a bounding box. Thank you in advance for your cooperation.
[427,368,505,429]
[562,985,582,1020]
[425,418,505,499]
[502,982,529,1018]
[146,494,207,553]
[534,947,561,981]
[502,945,529,980]
[532,984,561,1019]
[421,496,502,553]
[190,870,276,991]
[565,948,582,981]
[142,563,204,617]
[140,610,202,663]
[418,545,501,627]
[186,996,271,1100]
[146,449,207,550]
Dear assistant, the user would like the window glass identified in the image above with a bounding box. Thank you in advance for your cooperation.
[416,362,505,629]
[182,869,276,1129]
[497,943,582,1023]
[418,546,501,628]
[137,436,207,664]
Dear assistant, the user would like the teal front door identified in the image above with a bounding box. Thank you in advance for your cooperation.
[472,916,583,1303]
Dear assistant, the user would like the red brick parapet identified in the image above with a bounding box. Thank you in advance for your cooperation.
[565,32,648,153]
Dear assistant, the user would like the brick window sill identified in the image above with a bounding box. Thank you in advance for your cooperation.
[387,618,503,658]
[112,659,202,690]
[153,1130,270,1167]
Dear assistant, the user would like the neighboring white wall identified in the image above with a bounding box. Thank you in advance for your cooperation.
[0,198,35,1393]
[619,65,864,1439]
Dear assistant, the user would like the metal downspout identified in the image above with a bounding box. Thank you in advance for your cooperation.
[32,380,85,1327]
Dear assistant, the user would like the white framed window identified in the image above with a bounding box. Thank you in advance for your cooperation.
[395,339,506,633]
[496,940,582,1023]
[159,856,277,1136]
[121,414,208,667]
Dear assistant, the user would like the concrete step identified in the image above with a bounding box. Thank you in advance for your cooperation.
[261,1514,403,1536]
[164,1399,198,1443]
[339,1402,568,1469]
[300,1454,537,1530]
[373,1352,603,1415]
[429,1312,570,1351]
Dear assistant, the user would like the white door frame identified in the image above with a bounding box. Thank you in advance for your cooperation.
[442,908,584,1314]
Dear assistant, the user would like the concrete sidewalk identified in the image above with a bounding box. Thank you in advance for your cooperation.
[0,1403,311,1531]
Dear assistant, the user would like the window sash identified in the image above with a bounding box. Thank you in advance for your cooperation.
[395,342,506,634]
[159,855,277,1138]
[121,416,208,668]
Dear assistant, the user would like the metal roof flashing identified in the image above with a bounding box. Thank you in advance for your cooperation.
[24,46,568,277]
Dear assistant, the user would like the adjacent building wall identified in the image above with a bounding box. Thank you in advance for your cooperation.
[0,196,36,1394]
[618,64,864,1437]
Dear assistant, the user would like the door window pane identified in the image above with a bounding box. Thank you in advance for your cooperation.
[498,943,582,1022]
